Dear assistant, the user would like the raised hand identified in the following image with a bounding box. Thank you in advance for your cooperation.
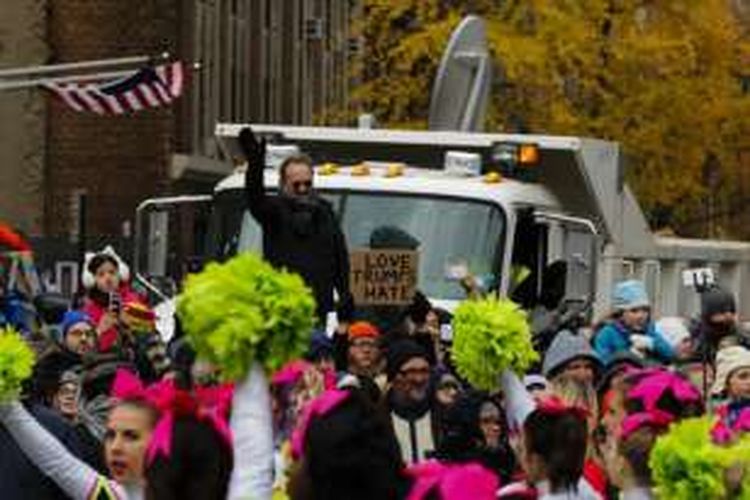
[238,127,266,169]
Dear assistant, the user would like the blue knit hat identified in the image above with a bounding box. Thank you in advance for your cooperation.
[58,310,94,342]
[612,280,650,311]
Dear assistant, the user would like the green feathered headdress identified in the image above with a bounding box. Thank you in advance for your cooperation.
[0,326,35,402]
[451,295,538,391]
[650,417,750,499]
[177,252,316,381]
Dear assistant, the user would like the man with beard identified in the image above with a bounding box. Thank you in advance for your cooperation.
[31,311,96,406]
[692,286,749,364]
[240,127,353,325]
[383,339,438,464]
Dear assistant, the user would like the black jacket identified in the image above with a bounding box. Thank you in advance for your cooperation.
[245,164,353,322]
[690,318,750,364]
[0,403,86,499]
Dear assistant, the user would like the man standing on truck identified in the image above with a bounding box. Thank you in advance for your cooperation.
[239,127,354,326]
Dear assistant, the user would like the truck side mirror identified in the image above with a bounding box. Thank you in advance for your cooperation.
[562,227,597,304]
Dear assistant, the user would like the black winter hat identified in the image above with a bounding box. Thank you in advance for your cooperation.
[369,226,420,250]
[596,351,646,396]
[386,339,431,381]
[701,287,736,319]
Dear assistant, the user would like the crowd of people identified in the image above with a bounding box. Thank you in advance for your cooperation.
[0,236,748,499]
[1,127,748,499]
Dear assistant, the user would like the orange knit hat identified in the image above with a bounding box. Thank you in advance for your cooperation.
[348,321,380,340]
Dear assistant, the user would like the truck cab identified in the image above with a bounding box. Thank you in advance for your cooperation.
[215,163,595,311]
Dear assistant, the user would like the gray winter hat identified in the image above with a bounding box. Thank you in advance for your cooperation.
[542,329,602,378]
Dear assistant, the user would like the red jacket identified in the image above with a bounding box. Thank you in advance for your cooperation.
[82,285,143,352]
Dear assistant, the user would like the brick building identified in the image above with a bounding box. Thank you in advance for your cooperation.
[0,0,48,237]
[1,0,356,246]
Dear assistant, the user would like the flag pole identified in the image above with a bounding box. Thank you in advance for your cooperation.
[0,53,171,91]
[0,70,136,90]
[0,55,151,78]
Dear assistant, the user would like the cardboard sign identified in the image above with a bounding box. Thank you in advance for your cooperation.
[350,249,419,305]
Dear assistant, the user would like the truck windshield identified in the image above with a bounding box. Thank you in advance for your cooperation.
[237,191,505,301]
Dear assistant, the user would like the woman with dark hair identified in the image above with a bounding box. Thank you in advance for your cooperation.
[517,402,600,499]
[80,247,143,353]
[476,397,518,483]
[289,389,408,500]
[289,387,499,500]
[0,369,235,500]
[0,370,162,498]
[434,392,517,485]
[145,417,232,500]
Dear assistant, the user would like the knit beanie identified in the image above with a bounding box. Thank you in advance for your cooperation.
[348,321,380,340]
[386,339,430,381]
[612,280,650,311]
[542,329,602,379]
[59,310,94,343]
[596,351,645,395]
[369,226,420,250]
[701,287,737,320]
[711,346,750,396]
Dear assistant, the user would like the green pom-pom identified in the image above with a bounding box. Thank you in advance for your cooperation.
[0,326,35,402]
[451,296,538,391]
[650,417,742,500]
[177,252,316,380]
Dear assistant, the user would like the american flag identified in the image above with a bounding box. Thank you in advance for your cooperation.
[44,61,185,115]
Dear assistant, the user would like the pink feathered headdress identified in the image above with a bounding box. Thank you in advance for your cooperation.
[620,409,675,440]
[271,359,337,390]
[111,369,234,463]
[537,396,589,421]
[617,368,703,440]
[290,389,350,459]
[625,369,702,413]
[405,461,499,500]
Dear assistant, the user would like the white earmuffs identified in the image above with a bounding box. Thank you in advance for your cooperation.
[81,245,131,289]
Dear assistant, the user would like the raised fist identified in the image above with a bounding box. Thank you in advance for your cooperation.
[238,127,266,169]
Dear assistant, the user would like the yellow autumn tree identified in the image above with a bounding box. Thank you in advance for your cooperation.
[341,0,750,238]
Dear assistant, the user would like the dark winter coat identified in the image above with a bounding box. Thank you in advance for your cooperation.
[383,385,444,465]
[245,165,353,323]
[690,318,750,364]
[0,403,86,499]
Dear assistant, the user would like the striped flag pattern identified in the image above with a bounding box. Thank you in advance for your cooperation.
[44,61,185,115]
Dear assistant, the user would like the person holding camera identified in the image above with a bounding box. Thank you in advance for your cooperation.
[80,246,143,353]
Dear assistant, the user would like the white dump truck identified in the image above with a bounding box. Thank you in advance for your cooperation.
[134,124,750,329]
